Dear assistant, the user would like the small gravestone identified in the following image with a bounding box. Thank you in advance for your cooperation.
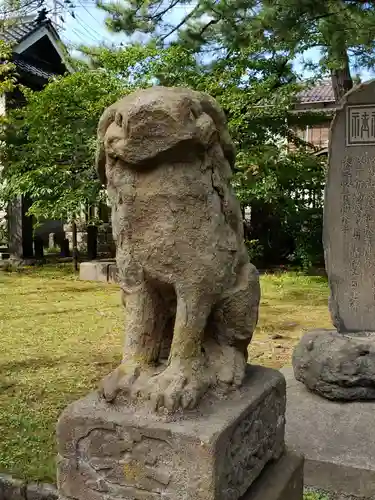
[57,86,303,500]
[293,80,375,400]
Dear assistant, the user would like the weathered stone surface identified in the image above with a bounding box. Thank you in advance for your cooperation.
[0,477,58,500]
[57,365,285,500]
[325,81,375,333]
[242,451,304,500]
[282,367,375,498]
[0,474,25,500]
[26,484,57,500]
[292,329,375,400]
[95,86,260,413]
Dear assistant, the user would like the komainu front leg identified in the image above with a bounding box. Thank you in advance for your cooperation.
[146,291,213,412]
[100,282,164,402]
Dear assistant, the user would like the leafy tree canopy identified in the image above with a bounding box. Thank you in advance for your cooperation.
[1,13,328,265]
[1,69,127,222]
[96,0,375,99]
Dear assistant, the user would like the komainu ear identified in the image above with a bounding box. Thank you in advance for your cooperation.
[199,92,236,169]
[195,113,217,147]
[96,105,116,186]
[95,142,107,186]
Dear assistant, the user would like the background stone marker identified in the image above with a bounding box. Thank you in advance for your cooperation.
[293,80,375,400]
[325,82,375,332]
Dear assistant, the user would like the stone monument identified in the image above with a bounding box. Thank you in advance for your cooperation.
[57,86,303,500]
[293,80,375,400]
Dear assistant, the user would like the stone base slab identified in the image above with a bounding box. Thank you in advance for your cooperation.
[0,473,58,500]
[241,451,303,500]
[57,366,285,500]
[79,261,117,284]
[292,329,375,400]
[282,367,375,498]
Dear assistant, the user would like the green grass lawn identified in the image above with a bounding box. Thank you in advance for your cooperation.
[0,264,330,483]
[304,493,330,500]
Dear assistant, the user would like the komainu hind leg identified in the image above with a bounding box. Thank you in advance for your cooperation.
[205,262,260,388]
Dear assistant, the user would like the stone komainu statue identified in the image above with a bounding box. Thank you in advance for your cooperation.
[96,86,260,412]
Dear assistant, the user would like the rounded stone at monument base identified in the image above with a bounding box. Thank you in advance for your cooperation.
[292,329,375,401]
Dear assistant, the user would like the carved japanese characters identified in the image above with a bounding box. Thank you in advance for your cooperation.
[95,86,260,412]
[325,96,375,333]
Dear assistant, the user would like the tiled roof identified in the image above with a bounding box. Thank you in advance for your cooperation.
[13,54,56,80]
[298,81,335,103]
[0,17,43,46]
[0,14,64,81]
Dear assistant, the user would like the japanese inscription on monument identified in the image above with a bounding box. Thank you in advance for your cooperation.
[340,153,375,317]
[324,92,375,332]
[347,105,375,145]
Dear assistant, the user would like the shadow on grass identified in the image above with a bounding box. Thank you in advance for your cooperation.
[11,285,104,297]
[256,323,299,335]
[283,289,328,305]
[0,353,121,375]
[0,264,77,279]
[0,356,66,372]
[7,307,92,318]
[58,285,108,293]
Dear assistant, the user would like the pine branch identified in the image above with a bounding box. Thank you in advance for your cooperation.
[160,2,201,41]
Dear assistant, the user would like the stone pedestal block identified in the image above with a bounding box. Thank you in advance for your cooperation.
[57,366,285,500]
[293,330,375,400]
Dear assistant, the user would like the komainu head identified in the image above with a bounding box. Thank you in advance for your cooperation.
[96,86,235,185]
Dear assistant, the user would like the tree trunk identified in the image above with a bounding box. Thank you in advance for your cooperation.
[72,221,79,272]
[33,235,44,261]
[330,48,353,102]
[87,224,98,260]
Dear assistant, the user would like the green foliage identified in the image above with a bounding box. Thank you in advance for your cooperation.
[258,0,375,99]
[245,239,264,265]
[0,43,207,225]
[260,0,375,68]
[235,145,325,268]
[0,40,17,96]
[303,491,330,500]
[1,30,327,267]
[0,217,7,245]
[0,40,17,245]
[1,69,127,222]
[98,0,375,99]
